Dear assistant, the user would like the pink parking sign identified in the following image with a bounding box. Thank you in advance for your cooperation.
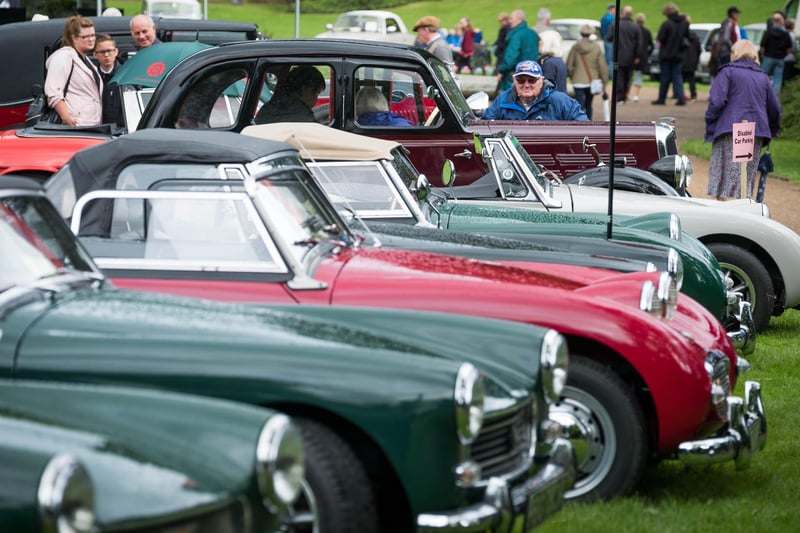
[732,122,755,162]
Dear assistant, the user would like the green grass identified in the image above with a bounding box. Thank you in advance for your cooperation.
[111,1,781,41]
[537,309,800,532]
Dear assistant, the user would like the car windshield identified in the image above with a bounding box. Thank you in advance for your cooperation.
[429,59,473,121]
[0,195,97,292]
[308,161,413,219]
[250,156,352,263]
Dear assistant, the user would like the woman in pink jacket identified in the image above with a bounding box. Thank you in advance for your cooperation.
[45,15,103,126]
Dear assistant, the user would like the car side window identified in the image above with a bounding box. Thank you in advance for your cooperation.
[175,66,251,129]
[352,66,443,128]
[253,63,334,125]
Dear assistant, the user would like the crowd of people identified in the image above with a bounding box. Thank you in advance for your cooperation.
[43,13,164,128]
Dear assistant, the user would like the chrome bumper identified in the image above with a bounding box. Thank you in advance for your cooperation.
[417,438,575,533]
[678,381,767,469]
[726,297,755,357]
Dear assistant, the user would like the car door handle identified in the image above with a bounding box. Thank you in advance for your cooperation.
[454,150,472,159]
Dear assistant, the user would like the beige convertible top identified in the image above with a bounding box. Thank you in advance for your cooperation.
[241,123,399,162]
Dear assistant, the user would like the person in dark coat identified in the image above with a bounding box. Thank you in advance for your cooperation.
[93,33,124,127]
[760,11,794,93]
[652,2,690,106]
[705,40,782,200]
[485,60,588,121]
[538,30,568,92]
[254,65,325,125]
[496,9,540,93]
[629,12,653,102]
[606,5,641,103]
[681,18,702,101]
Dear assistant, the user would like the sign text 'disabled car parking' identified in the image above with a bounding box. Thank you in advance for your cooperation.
[732,122,755,162]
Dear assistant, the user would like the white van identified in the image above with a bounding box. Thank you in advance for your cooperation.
[141,0,202,20]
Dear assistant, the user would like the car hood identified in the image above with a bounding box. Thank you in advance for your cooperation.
[1,382,263,527]
[9,283,533,396]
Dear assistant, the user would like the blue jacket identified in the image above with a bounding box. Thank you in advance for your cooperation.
[358,111,412,127]
[704,58,781,143]
[484,86,589,121]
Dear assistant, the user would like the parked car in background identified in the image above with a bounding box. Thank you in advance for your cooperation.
[316,10,415,45]
[143,0,202,20]
[1,175,575,531]
[0,379,303,532]
[549,18,603,60]
[136,39,685,182]
[441,130,800,332]
[650,22,718,82]
[0,15,260,130]
[45,128,767,502]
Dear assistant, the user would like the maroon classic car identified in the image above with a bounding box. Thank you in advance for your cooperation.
[136,39,682,183]
[44,128,766,504]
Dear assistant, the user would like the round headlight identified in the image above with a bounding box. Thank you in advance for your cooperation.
[38,454,96,533]
[455,363,485,445]
[540,329,569,403]
[256,414,306,511]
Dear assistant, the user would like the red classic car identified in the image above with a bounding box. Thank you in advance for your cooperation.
[45,128,767,503]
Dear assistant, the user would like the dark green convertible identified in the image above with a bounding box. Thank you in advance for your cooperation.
[0,379,303,532]
[0,177,574,533]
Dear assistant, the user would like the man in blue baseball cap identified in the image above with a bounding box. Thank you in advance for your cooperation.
[484,60,589,120]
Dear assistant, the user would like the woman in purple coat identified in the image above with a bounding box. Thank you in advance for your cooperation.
[705,40,782,200]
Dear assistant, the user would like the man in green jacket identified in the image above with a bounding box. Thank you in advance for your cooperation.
[496,9,540,91]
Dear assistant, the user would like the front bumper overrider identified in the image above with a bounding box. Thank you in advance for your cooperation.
[726,296,756,357]
[677,381,767,469]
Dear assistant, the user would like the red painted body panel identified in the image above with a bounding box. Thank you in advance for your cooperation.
[0,130,106,177]
[110,245,736,452]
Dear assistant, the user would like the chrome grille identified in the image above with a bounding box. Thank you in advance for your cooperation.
[470,404,532,478]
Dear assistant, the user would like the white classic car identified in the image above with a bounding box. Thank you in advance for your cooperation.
[315,10,416,45]
[436,130,800,333]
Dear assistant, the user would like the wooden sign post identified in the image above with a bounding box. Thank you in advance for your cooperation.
[732,120,755,199]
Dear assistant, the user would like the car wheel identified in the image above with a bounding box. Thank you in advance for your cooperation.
[549,356,648,502]
[285,418,378,533]
[707,243,774,333]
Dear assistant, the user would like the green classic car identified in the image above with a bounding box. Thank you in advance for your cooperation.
[0,177,575,532]
[0,379,303,532]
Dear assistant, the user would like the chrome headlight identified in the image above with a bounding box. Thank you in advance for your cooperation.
[455,363,485,445]
[38,454,96,533]
[666,247,684,290]
[540,329,569,404]
[256,414,306,511]
[640,272,679,319]
[705,351,731,419]
[668,212,681,241]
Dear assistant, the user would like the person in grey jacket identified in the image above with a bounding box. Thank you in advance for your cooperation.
[705,40,782,200]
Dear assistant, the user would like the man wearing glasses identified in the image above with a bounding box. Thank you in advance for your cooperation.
[93,34,124,127]
[484,60,588,121]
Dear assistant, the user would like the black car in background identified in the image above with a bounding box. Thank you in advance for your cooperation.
[0,15,260,129]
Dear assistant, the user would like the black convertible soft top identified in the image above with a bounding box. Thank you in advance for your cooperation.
[66,128,296,192]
